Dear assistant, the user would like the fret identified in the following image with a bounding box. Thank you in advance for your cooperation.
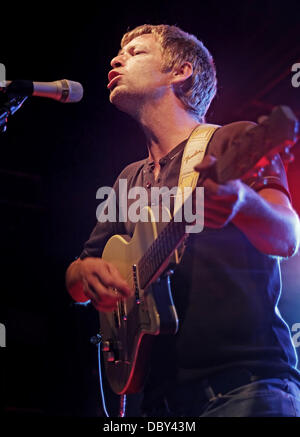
[138,214,187,289]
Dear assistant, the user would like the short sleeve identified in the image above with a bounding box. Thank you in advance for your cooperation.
[242,153,291,201]
[207,120,291,201]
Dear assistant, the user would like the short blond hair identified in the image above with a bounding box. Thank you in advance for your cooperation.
[121,24,217,122]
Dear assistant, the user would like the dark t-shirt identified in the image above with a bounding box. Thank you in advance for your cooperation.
[80,121,300,399]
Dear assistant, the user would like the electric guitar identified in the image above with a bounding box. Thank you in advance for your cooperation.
[99,106,299,395]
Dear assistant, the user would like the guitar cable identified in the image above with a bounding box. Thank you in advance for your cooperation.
[97,341,110,417]
[97,340,127,417]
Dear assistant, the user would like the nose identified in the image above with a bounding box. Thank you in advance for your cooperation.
[110,53,125,68]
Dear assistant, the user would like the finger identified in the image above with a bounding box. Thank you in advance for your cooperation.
[83,285,115,305]
[204,220,223,229]
[85,276,120,306]
[204,179,239,200]
[99,265,133,297]
[204,215,226,229]
[204,209,233,228]
[204,201,234,216]
[203,178,220,194]
[204,220,224,229]
[205,208,229,223]
[203,178,233,195]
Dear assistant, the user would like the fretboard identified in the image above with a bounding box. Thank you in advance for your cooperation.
[138,212,188,290]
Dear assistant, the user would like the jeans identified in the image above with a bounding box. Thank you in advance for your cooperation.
[143,376,300,417]
[199,378,300,417]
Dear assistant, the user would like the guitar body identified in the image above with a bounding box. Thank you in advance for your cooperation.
[100,206,179,394]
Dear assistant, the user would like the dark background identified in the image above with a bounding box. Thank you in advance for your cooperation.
[1,0,300,417]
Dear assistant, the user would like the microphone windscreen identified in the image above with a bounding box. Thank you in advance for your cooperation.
[66,80,84,103]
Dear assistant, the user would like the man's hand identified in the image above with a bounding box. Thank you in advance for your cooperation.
[195,155,246,228]
[194,154,300,257]
[66,257,132,312]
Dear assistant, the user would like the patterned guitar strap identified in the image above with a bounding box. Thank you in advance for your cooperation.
[174,123,220,228]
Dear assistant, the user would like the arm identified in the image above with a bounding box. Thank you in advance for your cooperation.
[233,184,300,257]
[195,156,300,258]
[66,258,87,302]
[66,162,139,311]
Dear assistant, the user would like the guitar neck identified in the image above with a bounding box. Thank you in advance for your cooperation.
[138,214,188,290]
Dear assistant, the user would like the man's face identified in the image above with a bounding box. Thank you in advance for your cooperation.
[108,33,173,115]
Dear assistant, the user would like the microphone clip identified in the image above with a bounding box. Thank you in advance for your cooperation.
[0,95,28,133]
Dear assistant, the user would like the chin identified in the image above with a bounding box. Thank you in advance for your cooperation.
[110,88,137,116]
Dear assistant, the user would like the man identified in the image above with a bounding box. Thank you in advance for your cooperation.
[66,24,300,416]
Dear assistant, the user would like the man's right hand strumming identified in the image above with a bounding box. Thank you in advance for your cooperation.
[65,258,132,312]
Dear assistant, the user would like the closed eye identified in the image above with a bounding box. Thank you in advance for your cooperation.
[128,46,146,56]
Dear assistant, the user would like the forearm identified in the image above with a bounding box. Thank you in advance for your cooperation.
[65,258,89,302]
[232,185,300,258]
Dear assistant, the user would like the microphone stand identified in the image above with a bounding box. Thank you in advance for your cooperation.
[0,95,28,133]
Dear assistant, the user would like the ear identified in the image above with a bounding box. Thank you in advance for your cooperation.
[171,62,193,86]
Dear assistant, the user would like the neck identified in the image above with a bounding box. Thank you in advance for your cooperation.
[136,97,200,163]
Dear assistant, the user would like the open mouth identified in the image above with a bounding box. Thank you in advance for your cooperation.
[107,70,123,90]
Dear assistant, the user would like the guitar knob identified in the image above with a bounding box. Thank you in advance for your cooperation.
[106,351,115,362]
[101,341,110,352]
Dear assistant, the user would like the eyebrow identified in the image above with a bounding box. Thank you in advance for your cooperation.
[117,43,145,56]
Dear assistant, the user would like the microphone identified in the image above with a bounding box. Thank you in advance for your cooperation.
[1,79,84,103]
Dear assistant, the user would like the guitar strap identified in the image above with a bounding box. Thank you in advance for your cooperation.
[174,123,220,215]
